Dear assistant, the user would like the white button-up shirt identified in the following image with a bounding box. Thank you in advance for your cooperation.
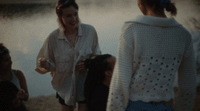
[35,23,101,106]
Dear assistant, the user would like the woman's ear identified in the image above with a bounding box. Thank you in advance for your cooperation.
[105,71,112,77]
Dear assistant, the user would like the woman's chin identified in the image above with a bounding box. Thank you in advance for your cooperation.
[7,66,12,71]
[67,25,78,30]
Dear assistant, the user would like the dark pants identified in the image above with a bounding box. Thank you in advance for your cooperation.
[56,93,86,106]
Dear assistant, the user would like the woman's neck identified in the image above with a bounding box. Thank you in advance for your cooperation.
[64,27,78,35]
[146,9,167,18]
[103,77,111,87]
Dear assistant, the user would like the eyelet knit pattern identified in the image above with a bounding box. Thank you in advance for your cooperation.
[107,16,197,111]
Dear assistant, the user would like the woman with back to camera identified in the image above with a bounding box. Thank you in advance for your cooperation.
[84,54,116,111]
[0,43,29,111]
[35,0,101,111]
[107,0,196,111]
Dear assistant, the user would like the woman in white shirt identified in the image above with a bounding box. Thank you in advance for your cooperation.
[107,0,196,111]
[35,0,101,111]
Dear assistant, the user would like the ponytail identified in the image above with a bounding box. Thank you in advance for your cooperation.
[140,0,177,16]
[166,2,177,16]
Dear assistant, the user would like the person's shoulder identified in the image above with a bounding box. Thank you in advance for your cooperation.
[124,20,135,27]
[48,29,60,39]
[179,26,191,35]
[178,26,192,41]
[120,20,135,33]
[80,23,96,31]
[43,29,60,44]
[124,17,141,26]
[12,69,25,80]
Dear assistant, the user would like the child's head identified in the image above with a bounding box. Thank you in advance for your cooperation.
[0,81,19,110]
[84,54,116,103]
[56,0,79,31]
[84,54,116,83]
[138,0,177,16]
[0,43,12,72]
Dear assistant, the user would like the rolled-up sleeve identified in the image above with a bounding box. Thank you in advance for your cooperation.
[35,35,55,74]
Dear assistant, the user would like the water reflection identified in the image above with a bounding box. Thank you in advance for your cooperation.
[0,0,200,97]
[0,4,54,19]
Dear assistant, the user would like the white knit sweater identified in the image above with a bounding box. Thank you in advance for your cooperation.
[107,15,197,111]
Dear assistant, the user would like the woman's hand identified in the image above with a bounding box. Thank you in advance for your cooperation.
[38,58,49,70]
[13,91,23,108]
[76,61,86,73]
[17,89,27,100]
[12,89,28,108]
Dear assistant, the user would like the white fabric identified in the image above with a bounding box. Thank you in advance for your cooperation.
[35,23,101,106]
[107,15,197,111]
[11,70,21,89]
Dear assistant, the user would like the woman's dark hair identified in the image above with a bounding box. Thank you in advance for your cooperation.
[140,0,177,16]
[84,54,112,104]
[0,43,9,64]
[56,0,79,31]
[0,81,19,110]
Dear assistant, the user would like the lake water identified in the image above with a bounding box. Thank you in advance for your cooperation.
[0,0,200,97]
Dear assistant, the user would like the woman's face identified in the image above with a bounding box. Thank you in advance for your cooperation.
[60,5,79,30]
[107,56,116,75]
[0,54,12,71]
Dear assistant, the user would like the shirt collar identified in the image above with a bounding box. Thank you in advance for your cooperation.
[58,23,83,40]
[126,15,182,27]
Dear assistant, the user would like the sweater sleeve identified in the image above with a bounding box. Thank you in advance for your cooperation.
[175,38,197,111]
[106,23,134,111]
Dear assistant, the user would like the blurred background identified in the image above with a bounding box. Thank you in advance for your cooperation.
[0,0,200,97]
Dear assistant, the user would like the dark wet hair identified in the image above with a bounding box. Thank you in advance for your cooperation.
[84,54,112,104]
[0,81,19,110]
[0,43,9,64]
[56,0,79,31]
[140,0,177,16]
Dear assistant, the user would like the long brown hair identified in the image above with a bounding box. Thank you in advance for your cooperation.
[56,0,79,31]
[84,54,113,105]
[140,0,177,16]
[0,43,9,64]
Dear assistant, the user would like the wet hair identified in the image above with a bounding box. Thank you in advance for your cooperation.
[56,0,79,31]
[0,81,19,110]
[84,54,112,104]
[0,43,9,64]
[140,0,177,16]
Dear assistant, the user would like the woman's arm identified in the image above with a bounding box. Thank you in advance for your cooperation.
[106,23,134,111]
[35,35,56,74]
[16,70,29,101]
[176,38,197,111]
